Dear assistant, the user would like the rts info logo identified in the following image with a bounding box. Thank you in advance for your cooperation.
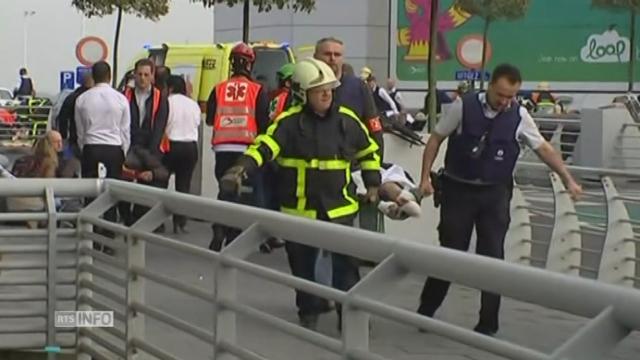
[55,311,114,328]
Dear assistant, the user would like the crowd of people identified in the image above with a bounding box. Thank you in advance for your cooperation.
[2,35,584,336]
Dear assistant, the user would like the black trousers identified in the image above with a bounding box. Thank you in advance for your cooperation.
[166,141,198,227]
[418,177,512,331]
[81,144,125,223]
[284,220,361,317]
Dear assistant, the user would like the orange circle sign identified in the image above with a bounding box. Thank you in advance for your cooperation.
[76,36,109,66]
[456,35,492,69]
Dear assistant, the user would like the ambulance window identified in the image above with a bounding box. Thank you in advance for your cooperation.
[149,48,167,66]
[252,48,289,93]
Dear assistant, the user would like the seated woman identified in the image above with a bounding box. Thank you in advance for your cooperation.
[353,163,422,220]
[7,134,59,228]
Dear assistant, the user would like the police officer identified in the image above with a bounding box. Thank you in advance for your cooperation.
[220,58,381,330]
[416,64,582,336]
[205,42,270,250]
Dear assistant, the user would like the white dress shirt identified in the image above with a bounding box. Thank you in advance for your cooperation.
[375,86,400,115]
[135,86,151,123]
[166,93,201,142]
[75,83,131,153]
[435,92,545,150]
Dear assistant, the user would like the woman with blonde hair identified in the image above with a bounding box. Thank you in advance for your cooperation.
[7,132,60,227]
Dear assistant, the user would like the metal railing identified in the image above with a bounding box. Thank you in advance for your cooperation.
[523,117,582,164]
[613,122,640,169]
[509,163,640,289]
[0,179,639,360]
[0,104,52,148]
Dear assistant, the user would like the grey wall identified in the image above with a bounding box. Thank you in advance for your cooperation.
[214,0,390,80]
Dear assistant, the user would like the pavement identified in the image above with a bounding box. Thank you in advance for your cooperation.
[137,220,640,360]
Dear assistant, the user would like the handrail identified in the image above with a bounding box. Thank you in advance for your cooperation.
[518,161,640,178]
[0,178,638,359]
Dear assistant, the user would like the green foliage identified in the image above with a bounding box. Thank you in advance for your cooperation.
[455,0,530,21]
[191,0,315,12]
[71,0,170,20]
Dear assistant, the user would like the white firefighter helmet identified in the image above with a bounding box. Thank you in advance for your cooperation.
[292,58,340,104]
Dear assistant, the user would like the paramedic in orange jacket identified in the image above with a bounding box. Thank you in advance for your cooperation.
[205,43,270,250]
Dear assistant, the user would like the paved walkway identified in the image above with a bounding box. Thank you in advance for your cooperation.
[136,221,640,360]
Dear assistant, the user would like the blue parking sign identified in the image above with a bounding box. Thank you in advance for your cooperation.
[60,71,75,91]
[76,66,91,85]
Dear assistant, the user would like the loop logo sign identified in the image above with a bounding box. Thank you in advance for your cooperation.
[580,29,630,63]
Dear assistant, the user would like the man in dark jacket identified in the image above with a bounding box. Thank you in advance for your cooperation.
[57,72,94,159]
[120,58,170,225]
[220,58,381,331]
[314,38,384,158]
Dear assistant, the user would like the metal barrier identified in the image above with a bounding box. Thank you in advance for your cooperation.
[0,104,52,148]
[613,122,640,170]
[509,163,640,289]
[0,179,639,360]
[522,116,582,165]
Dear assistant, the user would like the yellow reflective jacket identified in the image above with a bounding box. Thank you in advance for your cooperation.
[240,104,381,222]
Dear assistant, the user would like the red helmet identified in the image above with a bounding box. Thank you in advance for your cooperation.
[230,42,256,63]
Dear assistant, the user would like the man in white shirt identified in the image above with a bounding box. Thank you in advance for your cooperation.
[365,75,400,116]
[75,61,130,234]
[416,64,582,336]
[165,75,201,233]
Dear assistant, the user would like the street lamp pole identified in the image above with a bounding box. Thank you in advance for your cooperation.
[23,10,36,68]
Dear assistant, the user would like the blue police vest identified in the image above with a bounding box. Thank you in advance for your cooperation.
[335,74,367,119]
[444,93,521,185]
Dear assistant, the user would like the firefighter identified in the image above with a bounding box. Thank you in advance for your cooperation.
[220,58,381,331]
[205,42,270,251]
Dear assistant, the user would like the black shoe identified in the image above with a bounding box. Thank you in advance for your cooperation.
[473,323,497,337]
[209,235,225,251]
[102,246,116,257]
[173,222,187,234]
[299,314,318,331]
[417,306,434,333]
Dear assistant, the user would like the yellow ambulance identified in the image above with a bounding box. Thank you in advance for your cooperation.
[121,41,295,111]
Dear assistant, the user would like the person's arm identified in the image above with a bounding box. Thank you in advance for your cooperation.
[394,91,405,112]
[237,114,290,177]
[255,87,270,134]
[346,113,381,187]
[57,94,75,139]
[378,88,400,114]
[360,82,385,159]
[518,109,582,200]
[150,96,169,154]
[120,97,131,155]
[74,99,85,150]
[418,99,463,196]
[205,87,217,126]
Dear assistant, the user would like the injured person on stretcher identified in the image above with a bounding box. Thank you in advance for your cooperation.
[353,163,422,220]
